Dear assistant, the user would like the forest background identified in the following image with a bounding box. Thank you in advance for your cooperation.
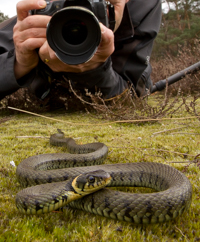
[151,0,200,95]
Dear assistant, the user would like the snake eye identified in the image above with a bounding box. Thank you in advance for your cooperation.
[88,176,95,183]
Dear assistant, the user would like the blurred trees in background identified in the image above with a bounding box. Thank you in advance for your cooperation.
[0,11,9,23]
[153,0,200,58]
[151,1,200,93]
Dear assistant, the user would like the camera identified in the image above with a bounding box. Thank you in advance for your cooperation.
[32,0,115,65]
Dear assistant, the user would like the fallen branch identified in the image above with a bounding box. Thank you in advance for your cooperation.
[151,126,186,136]
[15,135,49,139]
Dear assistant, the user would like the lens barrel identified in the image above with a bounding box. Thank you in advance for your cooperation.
[46,7,101,65]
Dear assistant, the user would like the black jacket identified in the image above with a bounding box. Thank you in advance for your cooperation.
[0,0,161,100]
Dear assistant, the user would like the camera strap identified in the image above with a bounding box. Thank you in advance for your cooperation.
[108,3,115,31]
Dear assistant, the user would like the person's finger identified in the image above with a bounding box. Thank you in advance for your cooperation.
[97,23,114,58]
[99,23,114,46]
[17,15,51,31]
[17,37,47,51]
[39,41,58,65]
[16,0,46,21]
[15,27,47,43]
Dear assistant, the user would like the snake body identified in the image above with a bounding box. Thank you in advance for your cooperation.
[16,132,192,224]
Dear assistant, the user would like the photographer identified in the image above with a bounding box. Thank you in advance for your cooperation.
[0,0,161,102]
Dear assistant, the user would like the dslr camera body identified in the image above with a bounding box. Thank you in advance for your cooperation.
[32,0,115,65]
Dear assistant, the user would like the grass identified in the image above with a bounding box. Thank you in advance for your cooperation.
[0,96,200,242]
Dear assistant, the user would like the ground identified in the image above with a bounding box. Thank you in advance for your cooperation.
[0,97,200,242]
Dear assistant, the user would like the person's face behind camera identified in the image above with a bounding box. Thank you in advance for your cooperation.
[109,0,129,32]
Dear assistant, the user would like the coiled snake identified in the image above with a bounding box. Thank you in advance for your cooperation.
[16,131,192,224]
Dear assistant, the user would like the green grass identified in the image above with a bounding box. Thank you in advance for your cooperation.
[0,99,200,242]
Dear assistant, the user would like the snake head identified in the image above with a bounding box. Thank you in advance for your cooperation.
[72,170,111,195]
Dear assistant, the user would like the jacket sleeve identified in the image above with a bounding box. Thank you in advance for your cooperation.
[0,17,36,100]
[118,0,162,94]
[65,57,128,98]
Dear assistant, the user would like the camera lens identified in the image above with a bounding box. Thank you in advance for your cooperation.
[46,7,101,65]
[62,20,88,45]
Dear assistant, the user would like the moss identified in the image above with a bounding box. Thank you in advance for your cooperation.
[0,100,200,241]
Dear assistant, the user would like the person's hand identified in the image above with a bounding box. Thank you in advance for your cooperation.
[39,23,114,73]
[13,0,51,79]
[39,0,130,73]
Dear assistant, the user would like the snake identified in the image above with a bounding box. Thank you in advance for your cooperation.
[16,131,192,224]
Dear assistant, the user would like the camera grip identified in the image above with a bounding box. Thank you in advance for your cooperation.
[31,1,65,16]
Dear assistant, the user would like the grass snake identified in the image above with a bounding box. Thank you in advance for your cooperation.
[16,131,192,224]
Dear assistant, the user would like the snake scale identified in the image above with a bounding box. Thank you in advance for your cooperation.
[16,131,192,224]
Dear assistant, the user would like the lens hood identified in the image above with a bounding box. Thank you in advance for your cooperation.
[46,7,101,65]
